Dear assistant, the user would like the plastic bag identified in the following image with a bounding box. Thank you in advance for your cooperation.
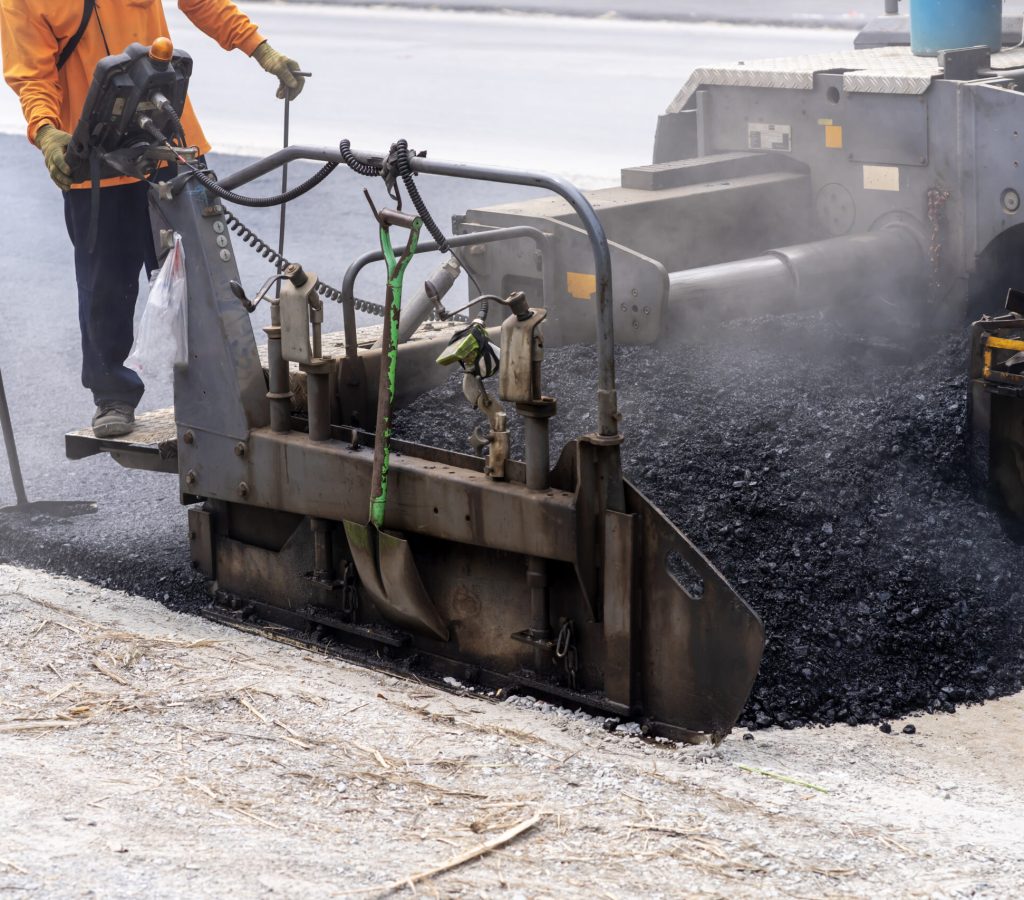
[127,234,188,378]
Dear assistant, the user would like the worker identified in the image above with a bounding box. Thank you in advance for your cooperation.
[0,0,305,437]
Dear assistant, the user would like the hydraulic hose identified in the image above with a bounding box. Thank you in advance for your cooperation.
[393,138,449,254]
[161,100,338,207]
[339,139,380,177]
[338,138,485,312]
[188,162,339,208]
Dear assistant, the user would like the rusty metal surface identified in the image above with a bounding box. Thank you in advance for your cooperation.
[602,509,637,712]
[217,429,582,562]
[187,507,215,578]
[625,481,764,739]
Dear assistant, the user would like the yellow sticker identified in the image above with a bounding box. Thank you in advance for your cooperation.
[566,272,597,300]
[825,124,844,149]
[817,118,833,126]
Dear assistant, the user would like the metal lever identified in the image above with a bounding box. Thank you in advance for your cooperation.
[230,273,290,312]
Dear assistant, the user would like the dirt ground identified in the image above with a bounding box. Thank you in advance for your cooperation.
[0,563,1021,899]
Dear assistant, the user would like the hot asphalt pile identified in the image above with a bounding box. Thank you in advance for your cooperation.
[400,313,1024,729]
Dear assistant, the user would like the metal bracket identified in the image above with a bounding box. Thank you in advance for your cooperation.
[499,307,547,403]
[280,269,320,365]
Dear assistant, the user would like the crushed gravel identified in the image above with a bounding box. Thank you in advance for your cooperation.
[2,565,1023,898]
[399,312,1024,729]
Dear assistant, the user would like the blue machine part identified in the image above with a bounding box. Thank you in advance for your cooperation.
[910,0,1002,56]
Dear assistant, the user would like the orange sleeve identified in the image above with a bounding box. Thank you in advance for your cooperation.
[0,0,63,143]
[176,0,266,56]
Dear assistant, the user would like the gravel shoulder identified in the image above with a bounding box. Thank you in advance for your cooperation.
[1,564,1021,898]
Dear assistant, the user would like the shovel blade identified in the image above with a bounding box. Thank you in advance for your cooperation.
[342,521,448,641]
[342,520,387,605]
[378,530,449,642]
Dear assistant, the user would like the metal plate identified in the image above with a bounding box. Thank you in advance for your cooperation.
[669,45,1024,113]
[65,407,178,473]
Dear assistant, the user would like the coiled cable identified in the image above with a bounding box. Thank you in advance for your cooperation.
[223,210,387,316]
[161,101,339,208]
[339,139,381,177]
[393,138,448,253]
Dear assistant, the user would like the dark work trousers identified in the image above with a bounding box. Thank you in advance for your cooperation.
[63,181,158,409]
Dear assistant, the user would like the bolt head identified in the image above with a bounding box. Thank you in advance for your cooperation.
[238,481,249,498]
[234,442,246,457]
[185,470,196,486]
[183,430,194,445]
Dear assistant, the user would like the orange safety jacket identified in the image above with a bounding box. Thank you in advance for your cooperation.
[0,0,266,187]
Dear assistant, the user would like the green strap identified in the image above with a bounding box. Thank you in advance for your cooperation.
[369,218,422,528]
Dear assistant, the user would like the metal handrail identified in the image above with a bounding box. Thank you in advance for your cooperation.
[218,146,620,438]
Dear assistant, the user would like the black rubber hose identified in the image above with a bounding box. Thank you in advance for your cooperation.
[339,139,381,177]
[394,138,449,253]
[189,162,338,208]
[161,101,338,207]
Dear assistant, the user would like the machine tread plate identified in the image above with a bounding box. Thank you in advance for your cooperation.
[65,407,177,463]
[669,45,1024,112]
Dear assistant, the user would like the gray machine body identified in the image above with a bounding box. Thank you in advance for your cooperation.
[456,39,1024,342]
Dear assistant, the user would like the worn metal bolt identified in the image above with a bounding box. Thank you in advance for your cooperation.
[1003,188,1021,213]
[185,470,196,486]
[183,430,194,445]
[631,288,639,297]
[643,306,650,315]
[620,303,627,311]
[234,442,246,457]
[238,481,249,498]
[632,320,640,329]
[219,248,232,262]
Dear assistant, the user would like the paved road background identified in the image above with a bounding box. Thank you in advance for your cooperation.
[267,0,1024,29]
[0,4,852,185]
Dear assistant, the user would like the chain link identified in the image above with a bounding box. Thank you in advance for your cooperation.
[340,561,359,621]
[223,210,388,317]
[554,620,579,690]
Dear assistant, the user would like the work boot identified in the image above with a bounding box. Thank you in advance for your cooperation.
[92,402,136,438]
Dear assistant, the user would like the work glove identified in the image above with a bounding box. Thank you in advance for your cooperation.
[34,125,73,191]
[252,41,304,101]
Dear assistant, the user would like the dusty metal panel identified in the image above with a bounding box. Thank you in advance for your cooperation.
[602,509,636,710]
[845,92,929,166]
[652,110,698,164]
[159,184,269,442]
[185,428,582,564]
[188,507,215,578]
[621,152,808,192]
[965,82,1024,263]
[626,481,763,738]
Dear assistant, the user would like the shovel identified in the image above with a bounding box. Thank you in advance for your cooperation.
[0,368,96,517]
[343,199,448,642]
